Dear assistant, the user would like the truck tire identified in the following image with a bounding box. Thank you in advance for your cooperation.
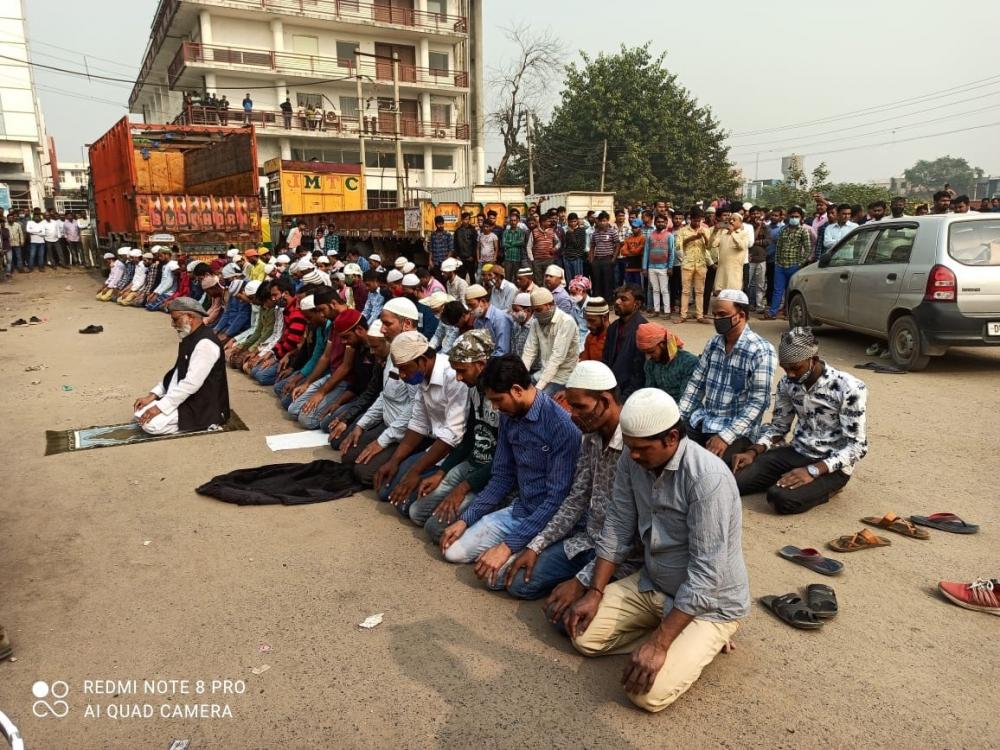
[888,315,931,371]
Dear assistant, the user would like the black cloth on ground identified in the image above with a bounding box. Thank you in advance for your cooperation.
[196,460,361,505]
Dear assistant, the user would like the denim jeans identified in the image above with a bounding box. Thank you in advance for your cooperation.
[769,264,798,316]
[251,359,280,386]
[377,446,438,513]
[563,257,584,281]
[502,545,595,600]
[748,262,767,310]
[2,250,11,276]
[319,400,357,433]
[46,241,62,267]
[29,242,45,269]
[407,460,479,528]
[443,506,516,564]
[287,375,348,429]
[273,373,300,409]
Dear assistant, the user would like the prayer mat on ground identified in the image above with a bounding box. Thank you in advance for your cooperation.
[196,460,360,506]
[45,412,248,456]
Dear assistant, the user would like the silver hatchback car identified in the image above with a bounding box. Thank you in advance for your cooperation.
[786,213,1000,370]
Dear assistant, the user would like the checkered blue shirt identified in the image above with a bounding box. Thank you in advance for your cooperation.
[679,326,776,444]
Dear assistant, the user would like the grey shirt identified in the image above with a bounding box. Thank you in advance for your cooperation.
[597,438,750,622]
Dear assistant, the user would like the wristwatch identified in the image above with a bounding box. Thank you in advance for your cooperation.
[806,464,821,478]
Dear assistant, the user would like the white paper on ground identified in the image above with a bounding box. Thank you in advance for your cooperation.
[265,430,330,451]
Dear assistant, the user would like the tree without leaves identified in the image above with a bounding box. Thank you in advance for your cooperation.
[529,44,737,204]
[487,23,565,185]
[903,156,984,198]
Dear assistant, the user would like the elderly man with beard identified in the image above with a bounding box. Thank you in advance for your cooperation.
[635,322,699,403]
[132,297,230,435]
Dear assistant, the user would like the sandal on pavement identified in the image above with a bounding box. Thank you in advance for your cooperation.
[806,584,838,619]
[828,528,891,552]
[79,325,104,334]
[861,512,930,539]
[777,545,844,576]
[910,512,979,535]
[760,593,824,630]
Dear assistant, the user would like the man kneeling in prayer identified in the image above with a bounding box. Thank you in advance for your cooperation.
[132,297,231,435]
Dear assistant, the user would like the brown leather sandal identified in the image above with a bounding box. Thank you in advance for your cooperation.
[828,528,892,552]
[861,512,930,540]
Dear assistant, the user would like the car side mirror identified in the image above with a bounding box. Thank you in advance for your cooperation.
[817,253,831,269]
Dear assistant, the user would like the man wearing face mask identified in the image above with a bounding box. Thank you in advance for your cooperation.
[465,283,512,356]
[509,292,535,364]
[411,330,499,542]
[679,289,776,467]
[731,328,868,515]
[132,297,230,435]
[374,331,471,517]
[765,206,813,320]
[521,286,580,395]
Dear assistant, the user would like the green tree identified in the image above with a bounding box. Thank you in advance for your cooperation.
[529,44,737,204]
[903,156,984,198]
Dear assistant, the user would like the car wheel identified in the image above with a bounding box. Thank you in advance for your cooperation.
[787,293,814,329]
[888,315,931,371]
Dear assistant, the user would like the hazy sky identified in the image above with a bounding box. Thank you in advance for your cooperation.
[27,0,1000,186]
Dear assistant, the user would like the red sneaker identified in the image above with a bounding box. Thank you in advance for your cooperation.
[938,578,1000,615]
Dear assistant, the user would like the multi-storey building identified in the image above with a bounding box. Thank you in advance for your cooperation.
[0,0,49,209]
[129,0,485,210]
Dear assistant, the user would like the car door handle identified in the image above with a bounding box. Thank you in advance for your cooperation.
[839,272,849,280]
[886,273,898,281]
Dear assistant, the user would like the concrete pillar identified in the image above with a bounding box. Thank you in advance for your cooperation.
[204,72,217,95]
[279,138,292,160]
[418,37,430,70]
[423,144,433,188]
[199,11,213,44]
[420,92,431,127]
[275,79,287,110]
[270,19,284,52]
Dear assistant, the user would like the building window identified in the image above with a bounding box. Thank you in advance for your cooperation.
[292,35,319,56]
[403,153,424,169]
[428,52,449,77]
[427,0,446,15]
[336,41,359,67]
[430,103,451,125]
[367,190,397,209]
[365,151,396,168]
[339,0,360,13]
[432,153,454,170]
[291,146,362,163]
[296,93,323,109]
[339,96,360,118]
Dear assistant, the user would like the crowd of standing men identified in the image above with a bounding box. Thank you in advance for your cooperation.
[0,206,97,280]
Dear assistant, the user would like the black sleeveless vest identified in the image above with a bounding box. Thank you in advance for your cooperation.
[163,323,230,431]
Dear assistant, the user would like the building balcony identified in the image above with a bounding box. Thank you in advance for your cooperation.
[172,103,470,142]
[168,42,469,91]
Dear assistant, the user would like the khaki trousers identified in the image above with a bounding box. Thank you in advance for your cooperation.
[96,288,114,301]
[680,266,707,320]
[571,572,741,713]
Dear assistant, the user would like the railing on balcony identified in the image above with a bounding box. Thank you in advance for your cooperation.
[169,42,469,88]
[235,0,468,34]
[173,104,470,141]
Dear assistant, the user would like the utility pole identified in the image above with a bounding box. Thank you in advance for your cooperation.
[526,110,534,195]
[600,138,608,192]
[355,49,367,209]
[392,52,405,207]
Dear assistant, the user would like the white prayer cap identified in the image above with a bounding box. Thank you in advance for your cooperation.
[369,254,382,263]
[440,257,461,272]
[367,319,385,338]
[420,291,453,310]
[387,269,404,283]
[275,254,291,264]
[221,264,240,279]
[402,273,420,288]
[334,272,346,282]
[529,287,554,307]
[544,264,565,279]
[344,263,362,276]
[316,255,331,265]
[103,252,115,259]
[227,248,240,258]
[620,388,681,438]
[186,260,200,272]
[142,252,154,260]
[149,245,164,253]
[264,262,276,275]
[117,247,130,256]
[402,262,416,274]
[301,270,325,286]
[301,294,316,311]
[717,289,749,305]
[243,280,262,296]
[228,279,243,294]
[389,330,430,364]
[296,258,315,273]
[566,361,617,392]
[165,260,180,271]
[201,274,220,289]
[513,292,531,308]
[394,256,409,269]
[383,297,419,321]
[129,248,142,258]
[465,284,488,300]
[742,202,753,212]
[332,260,345,271]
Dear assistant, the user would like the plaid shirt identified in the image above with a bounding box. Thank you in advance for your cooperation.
[775,225,812,267]
[679,326,776,444]
[502,226,528,264]
[428,229,454,266]
[323,232,340,255]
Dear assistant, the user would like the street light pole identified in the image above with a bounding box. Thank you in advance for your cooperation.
[392,52,405,207]
[355,49,367,210]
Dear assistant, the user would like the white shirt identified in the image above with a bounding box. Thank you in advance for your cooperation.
[357,355,418,448]
[26,219,45,243]
[823,221,859,251]
[154,263,176,295]
[406,353,470,447]
[741,223,755,264]
[521,307,580,389]
[150,337,221,416]
[130,261,148,292]
[490,279,517,312]
[77,217,93,234]
[41,219,60,242]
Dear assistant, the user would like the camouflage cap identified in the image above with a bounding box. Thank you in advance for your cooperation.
[448,329,495,363]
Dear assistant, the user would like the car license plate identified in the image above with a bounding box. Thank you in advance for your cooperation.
[989,322,1000,337]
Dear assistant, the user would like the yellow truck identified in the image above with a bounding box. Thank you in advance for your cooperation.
[264,159,364,224]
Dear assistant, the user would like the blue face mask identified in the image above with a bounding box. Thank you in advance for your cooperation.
[403,371,424,386]
[788,217,801,226]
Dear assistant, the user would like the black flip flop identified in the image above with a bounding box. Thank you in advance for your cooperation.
[79,325,104,334]
[854,361,879,370]
[910,512,979,534]
[760,593,825,630]
[806,584,838,619]
[28,316,42,325]
[11,318,27,327]
[778,545,844,576]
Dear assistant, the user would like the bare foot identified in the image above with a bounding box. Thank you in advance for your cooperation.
[720,640,736,655]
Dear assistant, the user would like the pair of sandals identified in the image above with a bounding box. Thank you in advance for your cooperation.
[11,316,42,327]
[829,512,980,551]
[761,584,837,630]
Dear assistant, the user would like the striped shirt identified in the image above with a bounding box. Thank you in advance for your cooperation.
[590,225,620,259]
[528,227,557,260]
[272,298,308,358]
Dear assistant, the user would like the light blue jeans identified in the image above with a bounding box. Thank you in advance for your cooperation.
[443,506,516,564]
[501,545,595,599]
[408,460,479,529]
[287,374,348,429]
